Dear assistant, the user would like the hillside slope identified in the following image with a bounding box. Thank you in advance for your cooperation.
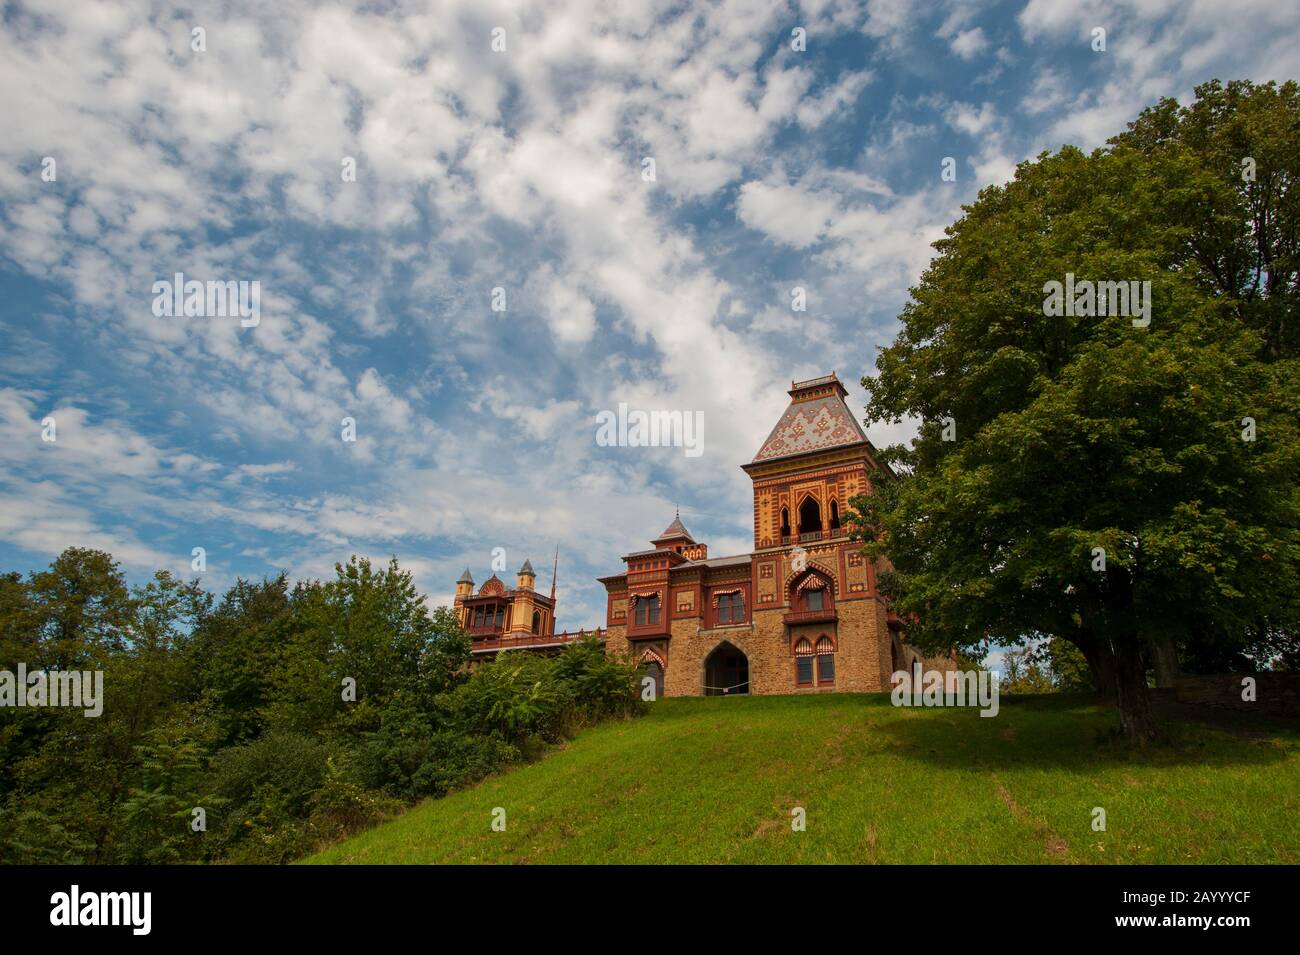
[305,694,1300,864]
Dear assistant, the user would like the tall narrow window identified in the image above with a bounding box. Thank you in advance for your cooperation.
[830,500,840,530]
[795,638,814,686]
[780,507,791,538]
[532,610,541,634]
[816,636,835,685]
[494,606,504,628]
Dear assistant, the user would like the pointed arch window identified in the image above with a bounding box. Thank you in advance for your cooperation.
[798,496,822,536]
[780,506,791,538]
[816,636,835,685]
[794,638,815,686]
[532,610,542,634]
[830,500,840,531]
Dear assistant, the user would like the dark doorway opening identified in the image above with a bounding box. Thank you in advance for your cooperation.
[643,660,664,699]
[704,642,749,696]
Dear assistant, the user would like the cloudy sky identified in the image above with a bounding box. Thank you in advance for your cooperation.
[2,0,1298,630]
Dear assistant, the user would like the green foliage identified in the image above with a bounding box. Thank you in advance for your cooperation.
[849,80,1300,739]
[0,548,640,864]
[1042,639,1095,694]
[998,647,1056,695]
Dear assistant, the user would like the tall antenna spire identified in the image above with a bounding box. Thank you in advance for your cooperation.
[549,545,559,601]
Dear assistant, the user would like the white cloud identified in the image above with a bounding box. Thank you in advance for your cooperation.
[949,27,989,59]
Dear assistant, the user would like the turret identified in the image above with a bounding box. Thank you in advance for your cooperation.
[517,559,536,591]
[455,568,475,599]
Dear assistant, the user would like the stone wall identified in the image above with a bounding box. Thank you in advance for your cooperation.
[832,598,895,692]
[604,624,629,658]
[1173,673,1300,716]
[645,596,898,697]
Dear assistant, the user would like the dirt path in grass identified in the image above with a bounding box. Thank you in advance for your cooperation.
[992,775,1074,863]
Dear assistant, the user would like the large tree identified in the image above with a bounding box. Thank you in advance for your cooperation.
[851,80,1300,742]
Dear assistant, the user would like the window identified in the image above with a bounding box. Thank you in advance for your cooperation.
[716,591,745,624]
[805,588,825,611]
[780,507,791,537]
[494,606,505,628]
[472,607,484,627]
[634,594,661,626]
[830,500,840,530]
[795,638,814,686]
[798,496,822,535]
[816,636,835,684]
[532,611,541,634]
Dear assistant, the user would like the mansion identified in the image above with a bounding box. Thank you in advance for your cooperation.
[453,559,603,657]
[598,372,952,697]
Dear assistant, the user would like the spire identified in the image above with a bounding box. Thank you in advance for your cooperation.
[518,559,535,576]
[457,568,474,585]
[550,545,559,601]
[655,510,694,543]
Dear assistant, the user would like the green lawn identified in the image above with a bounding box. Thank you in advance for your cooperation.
[305,694,1300,864]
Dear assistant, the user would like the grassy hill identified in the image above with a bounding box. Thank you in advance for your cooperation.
[305,693,1300,864]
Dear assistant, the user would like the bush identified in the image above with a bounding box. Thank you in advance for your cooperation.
[203,731,332,862]
[448,652,576,745]
[554,637,644,721]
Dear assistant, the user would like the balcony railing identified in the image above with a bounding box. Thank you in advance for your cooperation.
[783,608,838,626]
[781,529,845,546]
[471,628,605,653]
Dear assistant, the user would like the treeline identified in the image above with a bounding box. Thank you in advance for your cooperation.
[0,548,642,864]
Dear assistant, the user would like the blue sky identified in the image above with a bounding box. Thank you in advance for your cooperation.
[2,0,1299,637]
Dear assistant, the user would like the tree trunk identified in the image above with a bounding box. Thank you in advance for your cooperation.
[1150,635,1180,688]
[1074,631,1118,702]
[1113,643,1158,743]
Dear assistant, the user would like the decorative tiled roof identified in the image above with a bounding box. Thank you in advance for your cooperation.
[655,513,694,542]
[751,381,869,463]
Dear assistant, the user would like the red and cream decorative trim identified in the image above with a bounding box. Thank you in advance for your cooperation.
[639,647,666,667]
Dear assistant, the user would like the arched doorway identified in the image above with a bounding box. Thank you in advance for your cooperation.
[704,641,749,696]
[643,661,664,699]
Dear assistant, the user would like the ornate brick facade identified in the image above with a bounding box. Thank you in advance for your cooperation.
[599,372,950,697]
[454,558,603,658]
